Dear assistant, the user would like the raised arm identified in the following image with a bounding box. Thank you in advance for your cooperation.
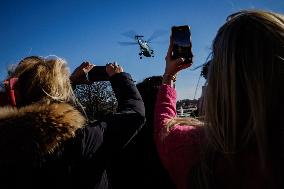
[154,84,177,138]
[70,62,145,155]
[154,35,203,189]
[104,70,145,150]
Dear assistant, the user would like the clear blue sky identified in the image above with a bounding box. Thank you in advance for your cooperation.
[1,0,283,100]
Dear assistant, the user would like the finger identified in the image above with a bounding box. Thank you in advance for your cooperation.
[106,63,113,70]
[175,58,185,66]
[80,62,92,71]
[84,62,94,67]
[177,62,191,72]
[81,61,89,66]
[84,65,94,73]
[178,64,191,70]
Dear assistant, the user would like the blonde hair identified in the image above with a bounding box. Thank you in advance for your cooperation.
[162,117,203,141]
[195,10,284,188]
[166,117,203,132]
[15,56,77,106]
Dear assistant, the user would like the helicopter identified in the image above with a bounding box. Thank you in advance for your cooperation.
[135,35,154,59]
[119,30,165,59]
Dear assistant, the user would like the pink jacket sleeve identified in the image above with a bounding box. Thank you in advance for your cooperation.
[154,84,204,189]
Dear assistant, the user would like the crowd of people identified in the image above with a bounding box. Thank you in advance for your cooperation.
[0,9,284,189]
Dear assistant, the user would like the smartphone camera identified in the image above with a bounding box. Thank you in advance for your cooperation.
[88,66,109,81]
[171,25,193,64]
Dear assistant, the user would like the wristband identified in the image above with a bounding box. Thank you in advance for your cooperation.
[162,74,177,88]
[163,74,177,82]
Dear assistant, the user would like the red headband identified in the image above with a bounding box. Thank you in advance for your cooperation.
[3,77,18,106]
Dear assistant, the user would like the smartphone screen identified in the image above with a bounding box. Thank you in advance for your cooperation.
[171,25,193,63]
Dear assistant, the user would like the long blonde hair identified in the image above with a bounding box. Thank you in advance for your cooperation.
[15,56,77,106]
[197,10,284,188]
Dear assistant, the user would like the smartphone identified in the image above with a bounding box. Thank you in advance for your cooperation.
[88,66,109,81]
[171,25,193,64]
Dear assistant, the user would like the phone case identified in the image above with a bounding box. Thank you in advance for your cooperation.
[88,66,109,81]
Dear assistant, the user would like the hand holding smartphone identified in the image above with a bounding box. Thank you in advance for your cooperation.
[171,25,193,64]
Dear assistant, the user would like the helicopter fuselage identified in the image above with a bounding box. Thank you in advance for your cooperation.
[136,38,154,58]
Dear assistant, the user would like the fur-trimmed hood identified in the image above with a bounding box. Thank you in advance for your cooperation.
[0,103,86,160]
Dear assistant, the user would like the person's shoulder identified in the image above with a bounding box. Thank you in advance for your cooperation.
[0,103,86,156]
[79,121,107,144]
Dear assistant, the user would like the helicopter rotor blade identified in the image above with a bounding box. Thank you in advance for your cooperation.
[147,29,167,42]
[118,41,137,46]
[121,30,139,39]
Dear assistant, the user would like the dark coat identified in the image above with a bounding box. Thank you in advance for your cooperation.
[0,72,145,189]
[108,121,175,189]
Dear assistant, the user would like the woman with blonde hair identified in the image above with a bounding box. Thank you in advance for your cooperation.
[155,10,284,189]
[0,56,145,189]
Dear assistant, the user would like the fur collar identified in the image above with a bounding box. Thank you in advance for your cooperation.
[0,103,86,156]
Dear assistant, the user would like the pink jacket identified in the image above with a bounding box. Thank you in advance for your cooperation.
[154,84,204,189]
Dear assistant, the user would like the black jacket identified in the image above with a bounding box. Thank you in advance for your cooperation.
[108,121,175,189]
[0,72,145,189]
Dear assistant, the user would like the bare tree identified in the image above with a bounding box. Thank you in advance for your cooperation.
[74,81,117,121]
